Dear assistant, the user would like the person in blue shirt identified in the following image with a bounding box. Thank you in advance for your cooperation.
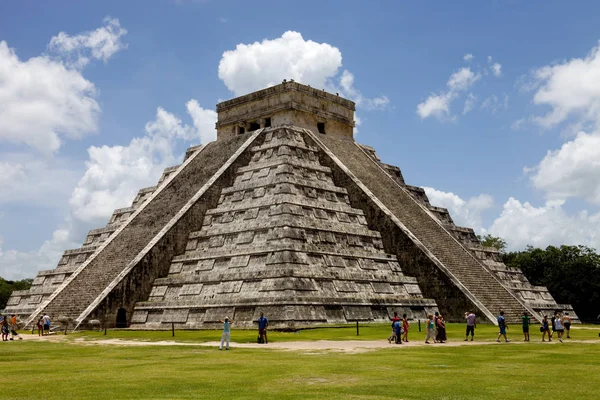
[219,317,232,350]
[258,312,269,344]
[496,311,510,343]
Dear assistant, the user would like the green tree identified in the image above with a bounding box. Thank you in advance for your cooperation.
[477,234,507,253]
[503,245,600,322]
[0,277,33,310]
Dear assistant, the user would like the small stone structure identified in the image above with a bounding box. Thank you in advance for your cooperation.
[6,81,577,329]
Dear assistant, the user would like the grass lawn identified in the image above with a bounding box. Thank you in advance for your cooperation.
[4,323,599,400]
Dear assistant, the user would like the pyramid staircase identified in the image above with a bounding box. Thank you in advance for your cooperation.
[131,127,436,329]
[308,132,547,323]
[4,164,183,320]
[18,132,258,329]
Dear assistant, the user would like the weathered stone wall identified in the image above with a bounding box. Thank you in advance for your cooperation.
[216,82,355,140]
[130,127,435,330]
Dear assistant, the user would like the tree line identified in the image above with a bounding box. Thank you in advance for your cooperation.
[479,234,600,322]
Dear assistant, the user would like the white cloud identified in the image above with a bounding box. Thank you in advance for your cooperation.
[463,53,474,62]
[48,17,127,69]
[219,31,342,96]
[0,154,80,206]
[489,198,600,251]
[69,106,196,224]
[491,63,502,77]
[0,230,78,280]
[417,67,480,120]
[0,101,211,279]
[528,41,600,128]
[0,41,100,153]
[353,114,362,135]
[424,187,493,233]
[447,67,480,91]
[218,31,388,109]
[338,69,389,110]
[481,94,508,113]
[417,93,452,119]
[529,131,600,204]
[186,99,218,143]
[463,93,476,115]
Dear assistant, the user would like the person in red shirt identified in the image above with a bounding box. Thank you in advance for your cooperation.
[401,314,410,342]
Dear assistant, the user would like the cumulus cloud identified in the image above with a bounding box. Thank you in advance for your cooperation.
[48,17,127,68]
[219,31,341,96]
[481,94,508,113]
[417,67,480,120]
[0,154,80,206]
[186,99,218,143]
[528,41,600,128]
[463,53,474,62]
[487,55,502,77]
[423,187,494,233]
[218,31,388,109]
[463,93,476,115]
[0,41,100,153]
[489,198,600,251]
[529,131,600,204]
[0,18,127,154]
[69,106,199,224]
[0,101,212,279]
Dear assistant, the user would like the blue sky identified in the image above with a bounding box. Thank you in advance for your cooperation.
[2,0,600,279]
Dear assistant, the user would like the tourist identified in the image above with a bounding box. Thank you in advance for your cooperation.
[496,311,509,342]
[9,314,22,340]
[425,314,435,344]
[554,312,565,343]
[37,317,44,336]
[563,312,572,339]
[402,313,410,342]
[257,312,268,344]
[521,311,531,342]
[392,318,402,344]
[1,316,9,341]
[388,311,400,343]
[434,312,440,343]
[219,317,232,350]
[541,315,551,342]
[551,313,557,338]
[436,314,447,343]
[42,313,51,335]
[464,311,476,341]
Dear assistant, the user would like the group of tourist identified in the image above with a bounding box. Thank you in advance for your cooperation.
[1,314,22,341]
[499,310,572,343]
[385,309,574,344]
[219,312,269,350]
[36,313,52,336]
[0,312,52,342]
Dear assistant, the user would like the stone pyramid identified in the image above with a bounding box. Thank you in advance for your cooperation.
[7,81,577,329]
[130,128,436,328]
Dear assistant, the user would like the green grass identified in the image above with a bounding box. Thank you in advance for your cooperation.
[50,321,600,343]
[4,323,600,400]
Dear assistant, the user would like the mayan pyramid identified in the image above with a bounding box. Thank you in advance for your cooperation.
[7,82,577,329]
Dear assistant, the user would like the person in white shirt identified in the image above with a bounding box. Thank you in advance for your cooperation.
[464,311,476,341]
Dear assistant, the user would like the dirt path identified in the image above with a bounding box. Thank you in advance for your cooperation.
[17,334,599,353]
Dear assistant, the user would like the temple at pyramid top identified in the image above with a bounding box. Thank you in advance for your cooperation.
[216,81,356,140]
